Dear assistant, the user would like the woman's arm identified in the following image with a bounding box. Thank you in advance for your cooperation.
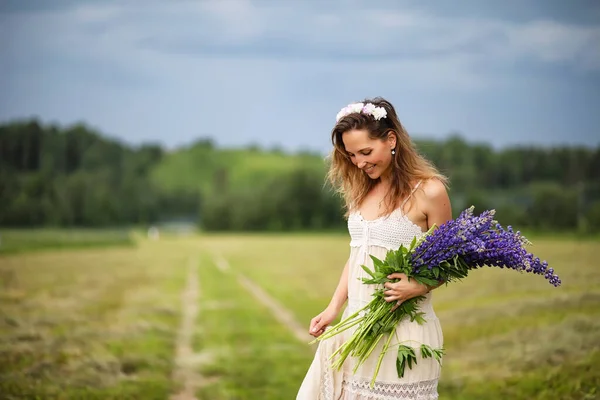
[420,178,452,292]
[384,178,452,305]
[327,258,350,313]
[309,259,349,337]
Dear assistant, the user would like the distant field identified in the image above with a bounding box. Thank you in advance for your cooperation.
[0,228,134,255]
[0,231,598,399]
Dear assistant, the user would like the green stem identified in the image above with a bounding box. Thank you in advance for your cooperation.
[371,327,396,388]
[355,333,384,369]
[309,304,370,344]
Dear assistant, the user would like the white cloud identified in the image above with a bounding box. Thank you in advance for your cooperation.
[505,20,600,70]
[200,0,265,41]
[361,10,600,72]
[70,3,122,23]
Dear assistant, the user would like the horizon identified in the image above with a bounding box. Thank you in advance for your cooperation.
[4,116,598,156]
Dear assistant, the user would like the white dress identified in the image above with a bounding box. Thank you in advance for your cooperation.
[297,187,443,400]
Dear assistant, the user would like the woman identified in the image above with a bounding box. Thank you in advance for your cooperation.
[297,97,452,399]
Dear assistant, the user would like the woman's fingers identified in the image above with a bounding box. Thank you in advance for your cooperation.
[309,316,320,332]
[309,327,321,337]
[309,318,325,337]
[384,285,400,296]
[387,273,407,280]
[384,294,401,302]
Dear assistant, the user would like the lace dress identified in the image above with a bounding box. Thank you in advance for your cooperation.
[297,185,443,400]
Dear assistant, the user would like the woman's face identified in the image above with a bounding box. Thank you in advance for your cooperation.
[342,129,395,180]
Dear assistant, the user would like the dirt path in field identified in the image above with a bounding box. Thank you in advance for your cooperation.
[213,254,312,343]
[170,257,203,400]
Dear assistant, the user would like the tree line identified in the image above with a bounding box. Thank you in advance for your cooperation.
[1,119,598,233]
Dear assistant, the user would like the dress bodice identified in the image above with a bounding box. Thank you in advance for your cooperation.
[345,207,434,314]
[347,209,425,250]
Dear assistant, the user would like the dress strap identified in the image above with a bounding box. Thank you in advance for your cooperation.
[400,180,423,208]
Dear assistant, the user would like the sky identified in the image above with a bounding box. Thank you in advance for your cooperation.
[1,0,599,153]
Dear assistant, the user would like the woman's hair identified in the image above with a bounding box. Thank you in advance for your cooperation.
[326,97,448,217]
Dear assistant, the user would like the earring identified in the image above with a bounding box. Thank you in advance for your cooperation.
[391,149,396,155]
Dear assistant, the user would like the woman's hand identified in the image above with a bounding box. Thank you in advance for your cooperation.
[309,306,339,338]
[384,273,429,311]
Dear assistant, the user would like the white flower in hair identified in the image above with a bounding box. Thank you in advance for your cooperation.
[362,103,376,114]
[335,101,388,122]
[348,103,364,114]
[371,106,387,120]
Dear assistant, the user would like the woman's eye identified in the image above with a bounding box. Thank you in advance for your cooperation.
[362,151,372,156]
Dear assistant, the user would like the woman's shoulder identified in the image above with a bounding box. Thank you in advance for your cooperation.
[415,178,452,223]
[417,177,449,202]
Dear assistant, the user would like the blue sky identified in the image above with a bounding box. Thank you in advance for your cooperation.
[1,0,599,153]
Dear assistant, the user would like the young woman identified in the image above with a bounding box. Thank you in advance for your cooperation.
[297,97,452,399]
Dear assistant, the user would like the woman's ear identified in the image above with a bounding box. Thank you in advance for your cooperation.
[387,131,397,149]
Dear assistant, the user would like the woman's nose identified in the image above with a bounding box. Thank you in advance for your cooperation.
[357,160,367,169]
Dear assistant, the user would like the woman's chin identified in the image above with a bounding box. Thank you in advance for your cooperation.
[365,169,379,179]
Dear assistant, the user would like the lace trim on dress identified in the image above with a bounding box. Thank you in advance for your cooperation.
[342,374,439,400]
[320,342,335,400]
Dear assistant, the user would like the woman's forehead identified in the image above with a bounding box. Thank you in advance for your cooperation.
[342,129,377,150]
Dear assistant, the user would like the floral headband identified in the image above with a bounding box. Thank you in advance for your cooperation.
[335,102,387,122]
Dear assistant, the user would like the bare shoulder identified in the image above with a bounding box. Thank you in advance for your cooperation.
[419,178,452,228]
[420,178,448,201]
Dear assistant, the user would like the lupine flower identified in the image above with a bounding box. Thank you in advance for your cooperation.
[410,207,561,287]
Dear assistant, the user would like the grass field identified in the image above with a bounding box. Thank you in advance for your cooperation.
[0,228,134,255]
[0,231,598,399]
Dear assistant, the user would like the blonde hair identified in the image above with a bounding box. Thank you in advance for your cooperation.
[326,97,448,217]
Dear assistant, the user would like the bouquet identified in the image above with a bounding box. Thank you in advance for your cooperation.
[311,207,561,387]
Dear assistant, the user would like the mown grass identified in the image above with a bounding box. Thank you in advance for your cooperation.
[1,230,598,399]
[0,239,186,399]
[198,233,349,326]
[193,251,313,400]
[0,228,134,255]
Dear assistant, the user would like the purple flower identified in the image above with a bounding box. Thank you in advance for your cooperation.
[409,206,561,287]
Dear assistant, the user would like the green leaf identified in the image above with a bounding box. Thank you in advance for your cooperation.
[361,264,375,278]
[414,277,440,287]
[369,255,385,269]
[432,348,445,363]
[396,354,406,378]
[420,344,432,359]
[381,265,396,275]
[396,345,415,378]
[385,250,403,271]
[410,312,426,324]
[406,347,416,369]
[395,256,404,270]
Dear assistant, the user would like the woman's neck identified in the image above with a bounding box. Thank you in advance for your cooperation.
[378,168,393,186]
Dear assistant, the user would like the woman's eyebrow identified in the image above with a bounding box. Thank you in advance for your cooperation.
[347,147,372,154]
